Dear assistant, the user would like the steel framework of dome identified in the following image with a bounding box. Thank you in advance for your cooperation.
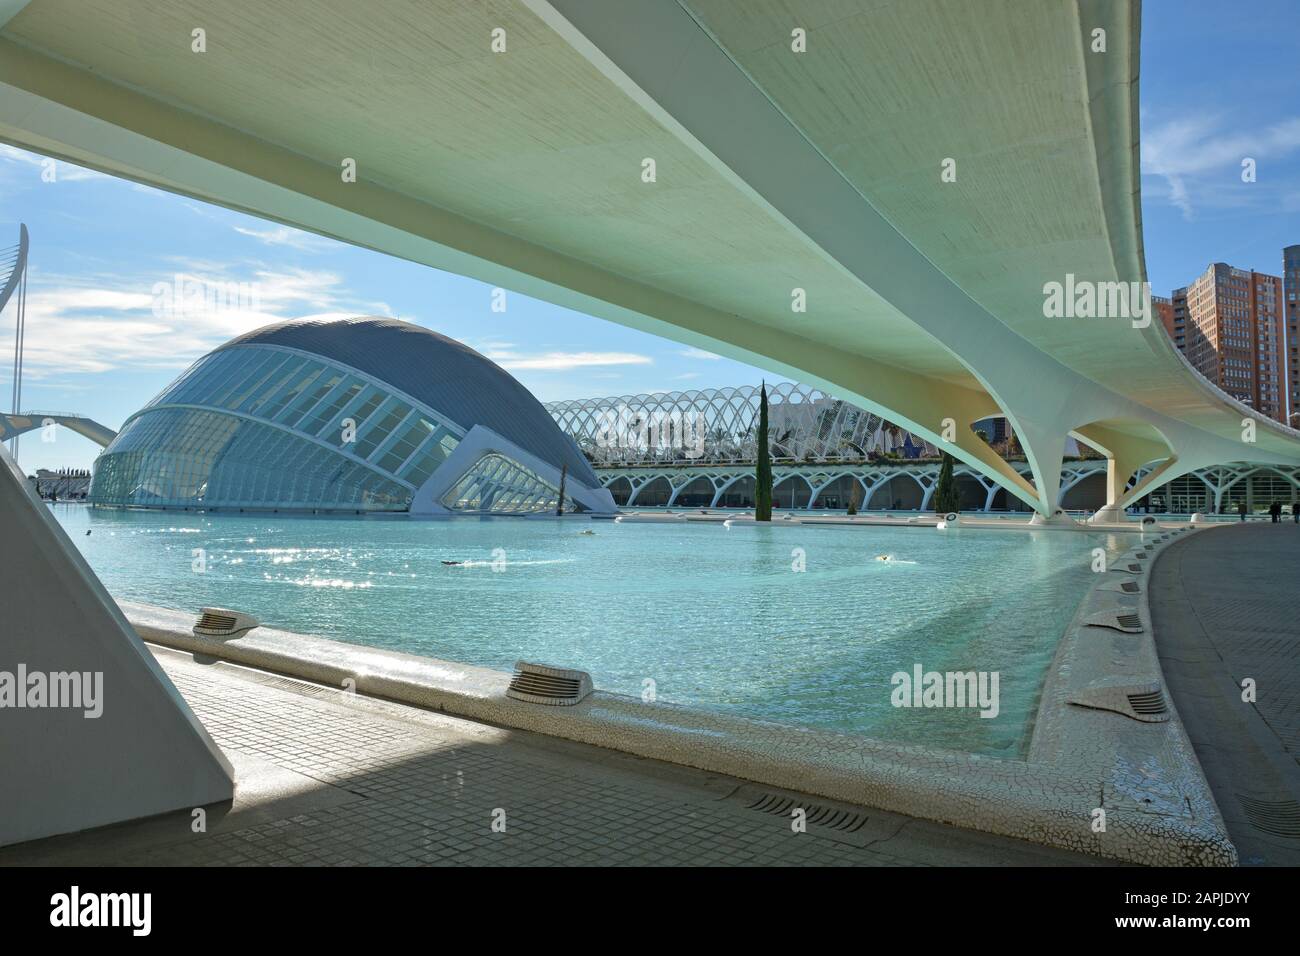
[546,383,940,467]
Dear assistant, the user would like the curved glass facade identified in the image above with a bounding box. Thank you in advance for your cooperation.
[440,453,561,514]
[90,318,594,514]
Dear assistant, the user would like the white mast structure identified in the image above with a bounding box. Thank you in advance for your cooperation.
[1,223,29,460]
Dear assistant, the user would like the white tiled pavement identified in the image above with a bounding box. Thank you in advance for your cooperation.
[1,647,1098,867]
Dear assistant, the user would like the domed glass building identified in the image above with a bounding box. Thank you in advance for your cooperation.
[90,318,614,515]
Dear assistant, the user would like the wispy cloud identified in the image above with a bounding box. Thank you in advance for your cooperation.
[484,349,652,371]
[1142,114,1300,219]
[10,266,386,377]
[0,145,107,183]
[233,224,334,251]
[678,346,721,360]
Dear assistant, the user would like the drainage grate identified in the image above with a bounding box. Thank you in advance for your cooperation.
[506,661,593,706]
[1084,609,1143,634]
[746,792,868,833]
[193,606,259,637]
[1126,688,1168,716]
[1236,796,1300,839]
[197,610,235,632]
[1068,679,1168,722]
[1098,578,1141,595]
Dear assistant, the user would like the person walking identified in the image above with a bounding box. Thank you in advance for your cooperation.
[1293,502,1300,524]
[1238,500,1247,522]
[1270,500,1282,523]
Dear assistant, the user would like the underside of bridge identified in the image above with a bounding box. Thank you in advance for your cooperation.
[2,0,1299,515]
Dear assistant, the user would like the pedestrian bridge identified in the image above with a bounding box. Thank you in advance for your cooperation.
[0,411,117,448]
[3,0,1299,517]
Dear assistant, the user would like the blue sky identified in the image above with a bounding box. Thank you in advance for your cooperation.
[3,0,1298,472]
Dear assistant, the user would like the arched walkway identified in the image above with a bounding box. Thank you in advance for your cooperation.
[628,475,671,506]
[670,475,716,507]
[604,475,633,506]
[714,475,755,508]
[955,474,987,511]
[810,474,864,510]
[867,473,923,510]
[773,474,813,509]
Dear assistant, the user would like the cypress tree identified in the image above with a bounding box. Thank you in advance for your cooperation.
[754,383,773,521]
[556,462,567,516]
[934,451,959,514]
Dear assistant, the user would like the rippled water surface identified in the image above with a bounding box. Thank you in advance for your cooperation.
[53,505,1131,757]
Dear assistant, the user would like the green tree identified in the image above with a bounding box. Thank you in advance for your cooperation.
[754,383,773,521]
[933,452,960,514]
[556,462,567,516]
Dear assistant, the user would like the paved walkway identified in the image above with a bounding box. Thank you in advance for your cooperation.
[2,646,1096,867]
[1149,523,1300,866]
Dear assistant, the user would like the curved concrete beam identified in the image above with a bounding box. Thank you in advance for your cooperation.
[524,0,1300,514]
[0,413,117,448]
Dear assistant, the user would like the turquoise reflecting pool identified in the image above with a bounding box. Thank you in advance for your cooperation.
[53,505,1130,757]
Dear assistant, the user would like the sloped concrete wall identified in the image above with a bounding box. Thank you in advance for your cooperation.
[0,446,234,847]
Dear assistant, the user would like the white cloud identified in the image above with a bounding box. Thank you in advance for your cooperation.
[10,266,383,377]
[678,346,721,360]
[0,144,107,183]
[233,224,334,251]
[1142,114,1300,219]
[484,349,652,371]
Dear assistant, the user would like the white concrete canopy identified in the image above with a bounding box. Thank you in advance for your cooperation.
[1,0,1298,514]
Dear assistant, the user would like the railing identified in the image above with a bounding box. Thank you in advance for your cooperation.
[19,409,89,420]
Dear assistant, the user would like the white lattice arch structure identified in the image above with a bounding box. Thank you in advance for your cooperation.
[546,383,938,468]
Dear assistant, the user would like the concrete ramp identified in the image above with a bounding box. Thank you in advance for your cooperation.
[0,443,234,847]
